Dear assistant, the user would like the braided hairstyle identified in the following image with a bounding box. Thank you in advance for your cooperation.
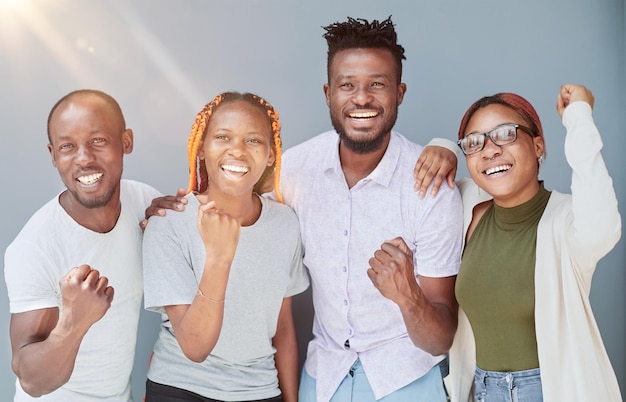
[322,16,406,84]
[187,92,284,202]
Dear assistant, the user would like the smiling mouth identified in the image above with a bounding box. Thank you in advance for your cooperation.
[348,110,378,120]
[484,165,512,175]
[77,173,103,185]
[222,164,249,174]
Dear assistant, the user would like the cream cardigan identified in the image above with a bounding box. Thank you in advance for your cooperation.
[444,102,622,402]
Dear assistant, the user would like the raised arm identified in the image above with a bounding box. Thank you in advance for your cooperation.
[367,237,458,355]
[556,83,594,118]
[558,84,620,267]
[164,201,239,362]
[10,265,113,397]
[413,138,458,199]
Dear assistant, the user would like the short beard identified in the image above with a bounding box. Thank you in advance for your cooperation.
[330,109,397,155]
[68,186,117,209]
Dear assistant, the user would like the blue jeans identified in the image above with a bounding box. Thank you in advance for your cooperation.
[475,366,543,402]
[299,359,447,402]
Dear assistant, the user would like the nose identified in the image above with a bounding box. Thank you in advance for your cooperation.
[352,85,374,106]
[76,144,96,166]
[481,136,502,159]
[228,138,245,157]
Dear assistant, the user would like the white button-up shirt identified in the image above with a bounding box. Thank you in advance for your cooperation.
[280,130,463,401]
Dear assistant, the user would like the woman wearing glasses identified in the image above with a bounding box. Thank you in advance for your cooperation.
[434,84,621,402]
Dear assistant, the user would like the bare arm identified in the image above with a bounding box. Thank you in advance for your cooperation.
[165,201,238,362]
[273,297,299,402]
[413,141,458,199]
[10,265,114,397]
[368,237,458,355]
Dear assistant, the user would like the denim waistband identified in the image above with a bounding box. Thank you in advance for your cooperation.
[475,366,541,390]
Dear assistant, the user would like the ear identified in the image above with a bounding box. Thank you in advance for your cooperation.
[47,143,57,167]
[267,146,276,167]
[323,84,331,107]
[122,129,134,154]
[533,136,545,159]
[396,83,407,106]
[197,140,205,160]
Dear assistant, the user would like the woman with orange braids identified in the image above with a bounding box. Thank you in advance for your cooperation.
[141,92,309,402]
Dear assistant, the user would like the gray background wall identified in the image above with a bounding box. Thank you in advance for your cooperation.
[0,0,624,400]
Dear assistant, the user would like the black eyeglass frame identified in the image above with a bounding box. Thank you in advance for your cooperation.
[457,123,534,155]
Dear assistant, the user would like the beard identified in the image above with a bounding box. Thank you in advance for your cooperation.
[67,184,118,209]
[330,106,398,154]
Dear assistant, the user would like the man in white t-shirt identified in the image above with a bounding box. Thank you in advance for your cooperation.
[4,90,182,401]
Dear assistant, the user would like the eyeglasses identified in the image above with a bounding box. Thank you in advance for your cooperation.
[457,123,534,155]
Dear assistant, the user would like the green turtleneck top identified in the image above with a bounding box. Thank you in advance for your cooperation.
[456,184,551,371]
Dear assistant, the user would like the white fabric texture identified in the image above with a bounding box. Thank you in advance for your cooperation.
[445,102,622,402]
[280,130,464,401]
[4,179,161,401]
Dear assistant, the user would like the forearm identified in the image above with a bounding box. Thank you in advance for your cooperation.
[398,291,458,356]
[273,299,299,402]
[564,102,621,254]
[170,261,229,362]
[12,321,85,397]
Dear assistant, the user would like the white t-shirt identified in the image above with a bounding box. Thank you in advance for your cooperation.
[4,179,161,401]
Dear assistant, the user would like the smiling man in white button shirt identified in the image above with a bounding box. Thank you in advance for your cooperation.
[278,16,463,402]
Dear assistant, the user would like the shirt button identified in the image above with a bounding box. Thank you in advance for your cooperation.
[343,230,348,236]
[343,300,348,306]
[342,266,347,273]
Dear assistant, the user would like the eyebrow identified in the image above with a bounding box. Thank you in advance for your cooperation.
[466,123,517,135]
[335,73,391,81]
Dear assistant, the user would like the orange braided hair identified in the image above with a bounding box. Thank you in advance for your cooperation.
[186,92,284,203]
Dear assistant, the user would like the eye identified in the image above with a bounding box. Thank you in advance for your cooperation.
[59,143,74,152]
[493,126,516,142]
[467,134,483,148]
[215,134,229,141]
[371,82,385,88]
[91,137,107,145]
[340,82,353,89]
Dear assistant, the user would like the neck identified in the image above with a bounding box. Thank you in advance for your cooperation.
[339,134,390,188]
[59,191,122,233]
[199,187,261,227]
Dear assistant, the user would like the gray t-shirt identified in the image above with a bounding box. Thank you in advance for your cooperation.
[143,194,309,401]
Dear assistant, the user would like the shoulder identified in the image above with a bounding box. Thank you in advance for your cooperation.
[283,131,337,164]
[7,196,62,245]
[543,191,570,216]
[120,179,162,217]
[261,197,298,220]
[121,179,161,200]
[260,197,300,231]
[145,193,197,233]
[391,131,424,155]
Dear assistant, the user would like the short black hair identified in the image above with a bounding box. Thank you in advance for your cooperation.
[322,16,406,83]
[47,89,125,143]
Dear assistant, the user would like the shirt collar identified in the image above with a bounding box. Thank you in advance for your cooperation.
[323,130,401,188]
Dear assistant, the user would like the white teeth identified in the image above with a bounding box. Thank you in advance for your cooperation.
[349,111,378,118]
[485,165,511,175]
[222,165,248,173]
[77,173,103,185]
